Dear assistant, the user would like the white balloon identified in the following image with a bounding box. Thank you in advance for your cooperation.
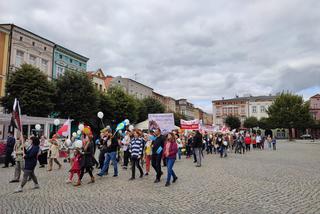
[66,139,72,147]
[72,132,77,138]
[129,125,134,131]
[77,130,82,135]
[124,119,130,125]
[97,111,104,119]
[118,130,122,134]
[74,140,83,148]
[35,124,41,130]
[54,119,60,126]
[78,124,84,131]
[106,125,111,130]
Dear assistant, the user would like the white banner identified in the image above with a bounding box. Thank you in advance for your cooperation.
[148,113,175,134]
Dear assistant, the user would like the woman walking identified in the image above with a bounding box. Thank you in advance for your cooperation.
[129,130,144,180]
[164,132,178,187]
[47,136,61,171]
[144,132,153,176]
[15,136,40,193]
[10,136,24,183]
[38,136,49,168]
[75,134,95,186]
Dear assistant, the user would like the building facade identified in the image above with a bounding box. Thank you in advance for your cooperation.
[212,95,276,126]
[0,26,10,99]
[203,112,213,125]
[164,96,176,113]
[110,76,153,99]
[0,24,55,79]
[152,91,166,106]
[176,99,195,120]
[88,69,107,92]
[52,45,88,79]
[310,94,320,121]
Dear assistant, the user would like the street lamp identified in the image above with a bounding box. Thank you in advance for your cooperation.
[97,111,105,128]
[53,119,60,134]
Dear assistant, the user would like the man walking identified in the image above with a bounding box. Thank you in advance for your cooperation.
[193,131,203,167]
[3,131,16,168]
[151,128,165,183]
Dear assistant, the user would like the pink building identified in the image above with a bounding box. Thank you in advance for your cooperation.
[310,94,320,121]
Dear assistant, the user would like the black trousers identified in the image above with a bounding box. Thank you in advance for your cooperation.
[151,154,162,180]
[123,150,130,167]
[4,149,15,167]
[80,167,93,180]
[246,144,250,151]
[131,156,143,178]
[99,150,106,169]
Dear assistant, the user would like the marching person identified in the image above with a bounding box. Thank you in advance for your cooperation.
[122,131,131,169]
[15,136,40,193]
[193,131,203,167]
[10,135,24,183]
[129,130,144,180]
[164,132,178,187]
[144,132,153,176]
[151,128,165,183]
[38,136,49,168]
[3,131,16,168]
[47,135,62,171]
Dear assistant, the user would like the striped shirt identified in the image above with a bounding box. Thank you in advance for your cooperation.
[129,138,143,158]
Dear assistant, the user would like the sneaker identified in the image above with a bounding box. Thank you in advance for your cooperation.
[173,177,178,183]
[165,182,170,187]
[9,180,19,183]
[33,184,40,189]
[129,177,135,181]
[96,173,103,177]
[66,179,72,184]
[145,172,149,176]
[113,175,118,177]
[154,179,160,183]
[139,174,143,178]
[2,166,8,168]
[14,186,23,193]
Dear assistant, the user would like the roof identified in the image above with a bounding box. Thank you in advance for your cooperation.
[55,44,89,62]
[212,95,276,103]
[113,76,154,90]
[311,94,320,99]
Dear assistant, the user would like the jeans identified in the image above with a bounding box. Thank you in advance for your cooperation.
[194,148,202,166]
[178,148,182,160]
[151,154,162,180]
[99,152,118,176]
[166,158,177,183]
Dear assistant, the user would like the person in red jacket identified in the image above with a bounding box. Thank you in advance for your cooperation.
[164,132,178,187]
[245,133,251,151]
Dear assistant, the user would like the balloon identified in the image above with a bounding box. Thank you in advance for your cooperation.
[124,119,130,125]
[72,132,77,138]
[35,124,41,130]
[77,130,82,135]
[116,122,125,131]
[54,119,60,126]
[74,140,83,148]
[106,125,111,130]
[223,141,228,146]
[78,124,84,131]
[97,111,104,119]
[129,125,134,131]
[118,130,122,135]
[66,139,72,147]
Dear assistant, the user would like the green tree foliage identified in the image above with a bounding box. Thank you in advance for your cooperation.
[243,116,259,128]
[258,117,275,130]
[137,97,165,122]
[1,64,55,116]
[173,112,187,127]
[225,115,241,130]
[267,92,314,139]
[55,70,99,123]
[107,86,138,124]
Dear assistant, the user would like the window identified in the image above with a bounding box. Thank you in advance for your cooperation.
[56,66,64,78]
[252,106,257,113]
[16,50,24,67]
[95,83,98,89]
[44,47,47,51]
[70,59,73,63]
[99,84,102,91]
[260,106,266,113]
[59,54,63,59]
[29,55,37,66]
[19,36,23,41]
[41,59,48,72]
[118,80,121,83]
[32,41,35,46]
[79,62,82,66]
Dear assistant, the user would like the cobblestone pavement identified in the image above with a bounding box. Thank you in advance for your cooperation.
[0,141,320,214]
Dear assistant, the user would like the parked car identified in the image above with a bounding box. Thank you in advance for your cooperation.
[300,134,312,139]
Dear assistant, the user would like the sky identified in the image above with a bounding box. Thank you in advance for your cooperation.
[1,0,320,113]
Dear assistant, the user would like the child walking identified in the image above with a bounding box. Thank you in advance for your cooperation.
[66,149,81,184]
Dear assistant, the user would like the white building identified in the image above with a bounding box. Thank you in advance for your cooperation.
[248,96,276,120]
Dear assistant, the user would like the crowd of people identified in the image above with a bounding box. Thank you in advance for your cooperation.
[1,127,277,193]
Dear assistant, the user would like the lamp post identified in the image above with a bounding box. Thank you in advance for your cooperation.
[54,119,60,134]
[97,111,105,128]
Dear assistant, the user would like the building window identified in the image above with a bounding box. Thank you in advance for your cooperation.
[79,62,82,66]
[252,106,257,113]
[16,50,24,67]
[70,59,73,63]
[118,80,121,83]
[56,66,64,77]
[29,55,37,66]
[32,41,35,46]
[99,85,102,91]
[44,47,47,51]
[41,59,48,72]
[19,36,23,41]
[59,54,62,59]
[260,106,266,113]
[95,83,98,89]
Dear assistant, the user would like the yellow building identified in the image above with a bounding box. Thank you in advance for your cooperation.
[0,26,10,98]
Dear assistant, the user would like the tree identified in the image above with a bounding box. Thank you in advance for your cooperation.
[258,117,275,130]
[243,116,258,129]
[267,92,314,140]
[1,64,55,117]
[55,70,99,123]
[107,86,139,125]
[173,112,187,127]
[137,97,165,122]
[225,115,241,130]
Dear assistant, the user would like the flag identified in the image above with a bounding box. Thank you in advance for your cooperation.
[10,98,22,132]
[57,119,71,137]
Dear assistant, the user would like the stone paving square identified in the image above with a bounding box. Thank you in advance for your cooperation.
[0,141,320,214]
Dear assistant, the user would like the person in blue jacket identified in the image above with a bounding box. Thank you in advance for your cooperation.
[15,136,40,193]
